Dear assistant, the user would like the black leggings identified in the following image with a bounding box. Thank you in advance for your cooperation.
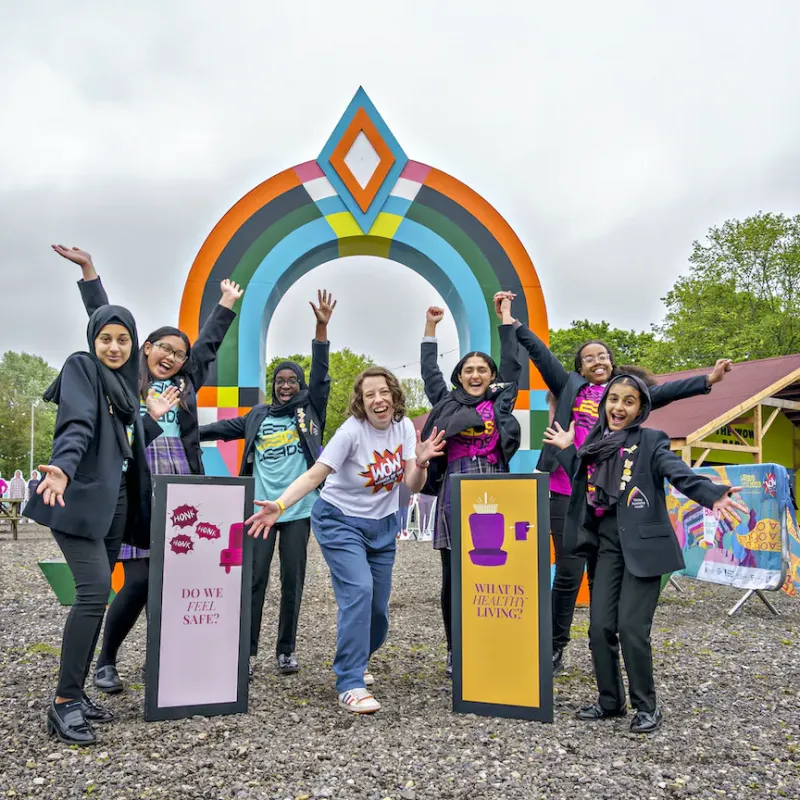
[440,548,452,651]
[97,558,149,669]
[51,477,128,698]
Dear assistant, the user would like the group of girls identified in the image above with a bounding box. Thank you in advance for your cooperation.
[28,246,745,742]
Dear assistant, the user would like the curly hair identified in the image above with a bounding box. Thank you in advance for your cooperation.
[348,366,406,423]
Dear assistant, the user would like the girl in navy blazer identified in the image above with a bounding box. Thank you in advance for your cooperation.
[544,373,746,733]
[25,306,178,745]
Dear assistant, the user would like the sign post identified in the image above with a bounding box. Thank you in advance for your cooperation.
[145,475,254,721]
[451,473,552,722]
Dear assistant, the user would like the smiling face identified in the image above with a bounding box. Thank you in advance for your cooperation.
[458,356,495,397]
[274,368,301,404]
[579,342,614,385]
[361,376,395,429]
[605,381,643,431]
[144,335,187,380]
[94,324,133,369]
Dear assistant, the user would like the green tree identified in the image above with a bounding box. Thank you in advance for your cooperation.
[266,348,374,444]
[650,212,800,371]
[400,377,431,419]
[548,320,658,373]
[0,352,58,477]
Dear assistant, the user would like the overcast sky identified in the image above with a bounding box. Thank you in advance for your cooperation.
[2,1,799,381]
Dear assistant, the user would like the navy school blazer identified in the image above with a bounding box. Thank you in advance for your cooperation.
[24,354,163,543]
[78,277,236,475]
[513,323,712,477]
[198,339,331,476]
[556,427,730,578]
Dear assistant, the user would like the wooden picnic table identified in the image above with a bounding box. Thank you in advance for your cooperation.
[0,498,25,540]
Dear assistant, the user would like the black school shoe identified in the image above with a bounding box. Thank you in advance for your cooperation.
[81,692,114,723]
[46,700,96,745]
[630,709,663,734]
[446,651,453,679]
[552,647,564,674]
[94,664,123,694]
[576,702,627,721]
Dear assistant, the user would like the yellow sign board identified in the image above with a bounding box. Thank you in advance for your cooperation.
[451,473,552,721]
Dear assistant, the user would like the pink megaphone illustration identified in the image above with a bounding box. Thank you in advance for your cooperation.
[220,522,244,573]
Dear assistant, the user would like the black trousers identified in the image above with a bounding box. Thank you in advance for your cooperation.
[440,548,452,651]
[51,477,128,699]
[97,558,149,669]
[250,517,310,657]
[550,492,587,650]
[588,514,661,713]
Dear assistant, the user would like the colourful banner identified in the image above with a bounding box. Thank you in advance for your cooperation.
[666,463,798,594]
[146,476,254,721]
[451,474,552,722]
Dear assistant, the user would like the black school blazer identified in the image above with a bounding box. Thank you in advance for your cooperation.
[556,428,729,578]
[513,323,712,476]
[420,323,522,495]
[198,339,330,476]
[78,278,236,474]
[24,354,163,541]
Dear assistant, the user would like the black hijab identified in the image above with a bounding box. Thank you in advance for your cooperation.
[422,351,499,441]
[44,305,140,428]
[268,361,310,418]
[577,373,652,509]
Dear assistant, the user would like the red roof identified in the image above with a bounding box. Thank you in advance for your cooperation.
[644,354,800,439]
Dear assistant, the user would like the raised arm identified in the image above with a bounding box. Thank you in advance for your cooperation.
[187,279,240,389]
[198,413,249,443]
[421,306,450,406]
[52,245,110,316]
[512,321,571,397]
[494,292,522,385]
[650,359,732,410]
[308,290,334,422]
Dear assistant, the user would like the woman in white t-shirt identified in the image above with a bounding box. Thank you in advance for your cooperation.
[246,366,445,714]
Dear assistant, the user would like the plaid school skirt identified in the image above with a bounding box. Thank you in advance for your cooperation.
[433,455,504,550]
[118,436,191,560]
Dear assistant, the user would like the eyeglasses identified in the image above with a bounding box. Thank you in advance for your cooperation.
[154,342,188,363]
[275,377,300,387]
[582,353,611,366]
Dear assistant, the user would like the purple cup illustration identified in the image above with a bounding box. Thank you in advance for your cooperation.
[514,521,530,541]
[469,494,507,567]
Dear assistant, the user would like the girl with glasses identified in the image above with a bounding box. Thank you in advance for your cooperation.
[199,291,336,680]
[52,245,240,694]
[502,294,733,676]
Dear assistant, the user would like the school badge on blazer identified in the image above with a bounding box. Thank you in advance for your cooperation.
[627,486,650,509]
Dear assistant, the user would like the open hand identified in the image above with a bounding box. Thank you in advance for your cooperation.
[310,289,337,325]
[543,420,575,451]
[493,291,516,321]
[219,279,243,309]
[52,245,94,270]
[712,486,748,526]
[708,358,733,386]
[245,500,281,539]
[146,385,181,420]
[36,464,68,507]
[416,427,446,464]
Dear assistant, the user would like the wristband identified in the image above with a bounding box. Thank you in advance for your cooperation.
[275,499,285,516]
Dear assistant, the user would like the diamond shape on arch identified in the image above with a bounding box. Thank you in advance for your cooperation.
[318,87,408,233]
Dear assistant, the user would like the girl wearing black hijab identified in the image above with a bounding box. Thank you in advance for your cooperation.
[199,290,335,679]
[420,294,522,677]
[544,374,747,734]
[25,306,178,745]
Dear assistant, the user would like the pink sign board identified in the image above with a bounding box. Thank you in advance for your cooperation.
[146,476,253,720]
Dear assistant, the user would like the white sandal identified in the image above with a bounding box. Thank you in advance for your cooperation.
[338,688,381,714]
[363,671,375,687]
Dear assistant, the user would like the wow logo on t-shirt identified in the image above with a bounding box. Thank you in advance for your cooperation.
[359,445,405,494]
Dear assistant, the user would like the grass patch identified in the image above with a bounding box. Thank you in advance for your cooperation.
[28,642,60,657]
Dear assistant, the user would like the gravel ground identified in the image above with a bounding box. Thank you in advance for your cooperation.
[2,523,799,800]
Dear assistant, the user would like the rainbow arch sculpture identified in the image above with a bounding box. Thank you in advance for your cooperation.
[179,88,550,477]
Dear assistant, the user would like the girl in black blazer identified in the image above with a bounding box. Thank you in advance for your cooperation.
[25,306,178,745]
[509,305,732,673]
[544,373,746,734]
[51,245,240,694]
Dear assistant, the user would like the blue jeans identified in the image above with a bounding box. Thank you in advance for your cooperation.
[311,498,398,693]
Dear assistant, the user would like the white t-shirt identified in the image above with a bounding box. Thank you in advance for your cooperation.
[318,416,417,519]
